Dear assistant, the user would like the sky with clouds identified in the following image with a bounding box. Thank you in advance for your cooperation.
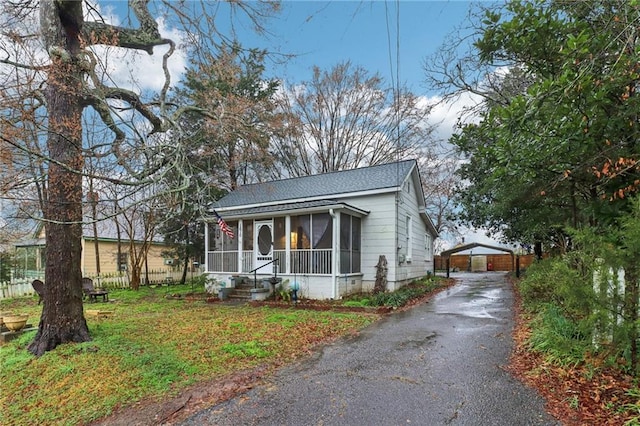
[96,0,512,252]
[2,1,511,252]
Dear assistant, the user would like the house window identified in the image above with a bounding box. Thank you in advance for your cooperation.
[425,233,432,258]
[340,213,361,274]
[118,252,128,271]
[406,215,413,261]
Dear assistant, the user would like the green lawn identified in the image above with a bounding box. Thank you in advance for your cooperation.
[0,284,379,425]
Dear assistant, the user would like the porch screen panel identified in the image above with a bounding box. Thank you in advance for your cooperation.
[208,220,238,273]
[339,214,361,274]
[208,225,219,251]
[352,216,361,272]
[209,221,237,251]
[290,215,310,274]
[273,217,285,249]
[273,217,286,273]
[242,221,253,251]
[340,213,351,274]
[312,213,332,274]
[290,215,310,249]
[312,213,332,249]
[222,221,238,250]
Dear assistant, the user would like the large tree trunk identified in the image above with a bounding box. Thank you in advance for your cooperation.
[29,1,91,356]
[180,225,189,285]
[130,266,142,291]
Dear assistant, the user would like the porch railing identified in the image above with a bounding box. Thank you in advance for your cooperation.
[207,248,332,275]
[291,249,332,274]
[207,251,239,273]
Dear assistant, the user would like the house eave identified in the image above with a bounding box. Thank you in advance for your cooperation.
[206,200,370,221]
[420,211,439,238]
[211,187,398,212]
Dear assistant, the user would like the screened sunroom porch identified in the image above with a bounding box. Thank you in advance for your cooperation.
[205,208,365,279]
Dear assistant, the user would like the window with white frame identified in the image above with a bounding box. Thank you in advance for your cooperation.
[406,215,413,261]
[117,252,128,271]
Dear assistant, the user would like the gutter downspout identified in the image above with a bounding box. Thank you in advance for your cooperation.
[329,208,338,299]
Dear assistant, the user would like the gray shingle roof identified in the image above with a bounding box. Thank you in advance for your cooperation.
[215,160,416,208]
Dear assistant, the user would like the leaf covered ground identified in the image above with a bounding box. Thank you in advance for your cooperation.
[6,276,635,425]
[508,280,640,426]
[0,288,378,426]
[0,277,452,426]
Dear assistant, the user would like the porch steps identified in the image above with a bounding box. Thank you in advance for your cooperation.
[228,280,261,301]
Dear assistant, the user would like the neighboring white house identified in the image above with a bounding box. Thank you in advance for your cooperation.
[204,159,438,299]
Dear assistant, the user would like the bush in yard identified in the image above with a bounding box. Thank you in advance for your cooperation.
[519,257,594,320]
[344,276,443,308]
[528,303,593,367]
[518,197,640,373]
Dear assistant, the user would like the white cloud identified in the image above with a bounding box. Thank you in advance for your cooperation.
[421,91,483,145]
[422,88,517,253]
[89,17,188,94]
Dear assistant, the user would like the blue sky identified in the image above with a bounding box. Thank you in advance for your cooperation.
[230,1,479,95]
[92,0,508,251]
[100,1,484,96]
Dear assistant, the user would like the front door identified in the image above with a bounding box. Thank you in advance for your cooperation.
[255,221,273,273]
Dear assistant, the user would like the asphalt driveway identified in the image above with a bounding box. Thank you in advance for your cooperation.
[178,272,560,426]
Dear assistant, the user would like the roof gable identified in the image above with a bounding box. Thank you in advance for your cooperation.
[215,160,417,208]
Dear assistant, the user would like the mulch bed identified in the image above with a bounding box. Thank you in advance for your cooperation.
[247,278,456,315]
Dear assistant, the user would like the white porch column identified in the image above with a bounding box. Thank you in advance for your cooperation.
[204,222,209,272]
[285,215,291,274]
[237,220,243,273]
[329,209,339,299]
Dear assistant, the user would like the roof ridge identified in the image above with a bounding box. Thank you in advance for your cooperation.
[236,159,416,188]
[215,159,417,208]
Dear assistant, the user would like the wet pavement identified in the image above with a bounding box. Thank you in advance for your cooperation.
[177,272,560,426]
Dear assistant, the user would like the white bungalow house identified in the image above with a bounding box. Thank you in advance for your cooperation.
[204,159,438,299]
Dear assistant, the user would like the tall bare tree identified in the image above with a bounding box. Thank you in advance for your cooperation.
[271,61,435,178]
[0,0,279,356]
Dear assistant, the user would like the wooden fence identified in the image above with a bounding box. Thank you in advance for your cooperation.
[0,268,200,300]
[434,253,538,272]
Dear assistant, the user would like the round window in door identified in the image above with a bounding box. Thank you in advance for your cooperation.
[257,224,272,255]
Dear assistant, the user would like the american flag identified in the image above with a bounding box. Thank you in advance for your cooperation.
[214,210,234,239]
